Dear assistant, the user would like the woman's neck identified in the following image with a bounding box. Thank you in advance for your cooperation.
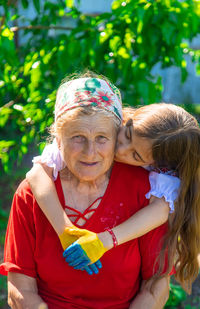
[60,167,112,221]
[60,167,111,195]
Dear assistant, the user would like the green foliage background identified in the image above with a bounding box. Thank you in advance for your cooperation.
[0,0,200,307]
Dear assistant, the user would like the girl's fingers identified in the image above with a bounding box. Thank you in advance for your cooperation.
[95,260,102,269]
[67,255,90,267]
[88,263,99,274]
[63,243,82,258]
[65,250,84,262]
[73,261,89,269]
[84,266,93,275]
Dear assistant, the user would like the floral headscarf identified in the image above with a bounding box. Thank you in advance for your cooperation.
[55,77,123,121]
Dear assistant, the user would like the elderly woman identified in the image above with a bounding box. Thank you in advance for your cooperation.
[0,75,169,308]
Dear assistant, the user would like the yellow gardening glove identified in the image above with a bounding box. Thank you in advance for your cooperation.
[58,226,87,250]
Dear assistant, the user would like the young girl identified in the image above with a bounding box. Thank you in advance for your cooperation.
[27,102,200,293]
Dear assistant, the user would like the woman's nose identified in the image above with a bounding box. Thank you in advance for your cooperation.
[84,140,96,157]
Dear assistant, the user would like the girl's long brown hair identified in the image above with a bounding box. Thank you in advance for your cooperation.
[124,103,200,293]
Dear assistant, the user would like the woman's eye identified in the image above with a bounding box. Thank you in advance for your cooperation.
[72,136,85,143]
[96,136,108,143]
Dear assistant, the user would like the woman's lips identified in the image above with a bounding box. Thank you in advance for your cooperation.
[80,161,98,166]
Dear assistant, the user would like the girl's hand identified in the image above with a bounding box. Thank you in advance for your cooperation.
[59,226,88,250]
[82,261,102,275]
[63,229,107,268]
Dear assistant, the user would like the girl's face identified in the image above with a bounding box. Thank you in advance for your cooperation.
[115,122,154,167]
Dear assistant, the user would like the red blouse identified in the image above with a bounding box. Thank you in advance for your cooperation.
[0,162,168,309]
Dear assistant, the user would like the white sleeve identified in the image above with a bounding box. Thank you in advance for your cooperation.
[32,139,66,180]
[145,172,181,213]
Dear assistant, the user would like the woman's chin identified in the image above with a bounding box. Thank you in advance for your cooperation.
[75,173,101,182]
[73,167,108,183]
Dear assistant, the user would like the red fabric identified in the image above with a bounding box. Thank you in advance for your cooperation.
[0,162,168,309]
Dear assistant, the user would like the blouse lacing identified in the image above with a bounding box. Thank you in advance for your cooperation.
[64,197,102,227]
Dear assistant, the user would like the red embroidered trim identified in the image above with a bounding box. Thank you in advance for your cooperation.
[105,228,118,248]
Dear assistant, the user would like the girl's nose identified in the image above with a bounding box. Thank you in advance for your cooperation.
[116,142,130,155]
[117,128,130,151]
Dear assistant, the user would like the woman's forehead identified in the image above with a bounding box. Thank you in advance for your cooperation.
[61,113,115,134]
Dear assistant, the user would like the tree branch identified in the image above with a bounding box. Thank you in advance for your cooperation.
[0,100,15,110]
[0,94,22,111]
[10,25,75,32]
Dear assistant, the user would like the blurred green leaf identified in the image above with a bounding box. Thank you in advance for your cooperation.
[21,0,29,9]
[0,108,12,127]
[165,283,187,307]
[33,0,40,13]
[66,0,74,8]
[196,63,200,75]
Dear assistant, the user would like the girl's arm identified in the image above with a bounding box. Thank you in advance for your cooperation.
[27,163,103,274]
[26,163,73,236]
[98,171,180,249]
[99,196,169,250]
[26,164,89,252]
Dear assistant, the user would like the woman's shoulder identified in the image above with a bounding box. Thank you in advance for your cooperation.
[113,161,149,181]
[9,179,37,221]
[15,179,34,201]
[111,162,150,195]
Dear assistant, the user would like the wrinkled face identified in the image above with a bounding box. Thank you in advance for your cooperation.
[58,112,117,182]
[115,121,154,167]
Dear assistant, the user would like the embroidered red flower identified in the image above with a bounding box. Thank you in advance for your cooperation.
[74,91,91,102]
[96,90,113,106]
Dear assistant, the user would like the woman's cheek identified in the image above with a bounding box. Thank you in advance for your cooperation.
[61,141,83,162]
[67,140,83,151]
[70,142,83,152]
[99,141,115,157]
